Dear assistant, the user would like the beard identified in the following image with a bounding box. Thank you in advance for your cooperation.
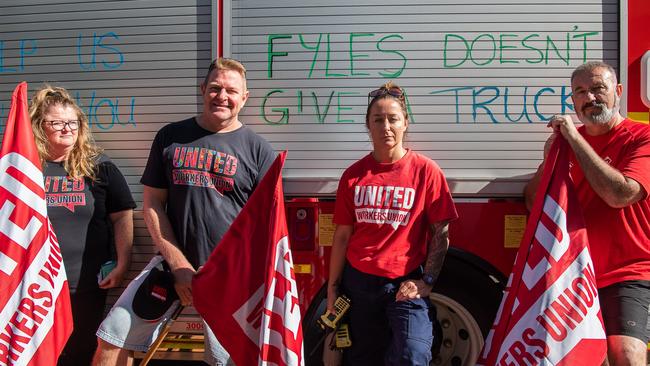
[581,97,619,125]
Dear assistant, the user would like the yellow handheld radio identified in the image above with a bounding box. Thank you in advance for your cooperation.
[334,323,352,348]
[309,295,353,357]
[317,294,351,331]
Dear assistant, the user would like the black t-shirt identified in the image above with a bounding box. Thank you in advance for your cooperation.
[141,118,276,268]
[45,155,136,293]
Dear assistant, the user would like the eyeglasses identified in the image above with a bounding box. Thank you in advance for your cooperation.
[45,120,80,131]
[368,87,404,104]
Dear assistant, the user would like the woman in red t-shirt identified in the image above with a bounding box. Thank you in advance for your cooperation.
[326,81,457,365]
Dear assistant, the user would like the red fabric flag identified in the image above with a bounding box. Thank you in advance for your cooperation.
[0,82,73,365]
[477,137,607,366]
[193,151,304,366]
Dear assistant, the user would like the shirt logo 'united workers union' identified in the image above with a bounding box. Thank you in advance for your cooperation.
[354,185,415,230]
[172,147,238,195]
[44,176,85,213]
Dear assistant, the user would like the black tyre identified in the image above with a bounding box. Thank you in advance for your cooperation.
[430,255,504,366]
[303,285,329,366]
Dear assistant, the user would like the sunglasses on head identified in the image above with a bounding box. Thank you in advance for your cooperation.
[368,87,404,104]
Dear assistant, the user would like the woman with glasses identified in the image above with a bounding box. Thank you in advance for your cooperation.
[29,85,136,366]
[326,81,458,365]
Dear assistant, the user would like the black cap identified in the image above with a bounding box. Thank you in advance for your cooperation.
[132,263,179,321]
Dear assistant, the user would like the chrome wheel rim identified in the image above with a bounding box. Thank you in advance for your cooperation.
[429,293,484,366]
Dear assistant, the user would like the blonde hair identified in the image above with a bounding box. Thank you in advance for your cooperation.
[203,57,247,90]
[29,85,101,180]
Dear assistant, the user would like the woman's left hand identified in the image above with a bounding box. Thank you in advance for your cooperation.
[396,279,432,301]
[98,265,128,289]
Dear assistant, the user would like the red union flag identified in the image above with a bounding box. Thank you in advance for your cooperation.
[193,151,304,366]
[477,137,606,366]
[0,82,73,365]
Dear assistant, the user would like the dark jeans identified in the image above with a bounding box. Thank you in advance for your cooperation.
[58,288,107,366]
[341,263,435,366]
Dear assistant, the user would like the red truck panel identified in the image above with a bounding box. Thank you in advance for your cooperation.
[288,199,528,313]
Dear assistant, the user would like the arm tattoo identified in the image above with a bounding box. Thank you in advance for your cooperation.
[424,221,450,284]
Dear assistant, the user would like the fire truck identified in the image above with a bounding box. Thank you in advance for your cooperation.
[0,0,649,364]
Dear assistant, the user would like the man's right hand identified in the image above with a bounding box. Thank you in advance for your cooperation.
[173,267,196,306]
[548,114,580,142]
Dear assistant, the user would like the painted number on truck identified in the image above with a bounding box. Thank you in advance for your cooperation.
[185,322,204,331]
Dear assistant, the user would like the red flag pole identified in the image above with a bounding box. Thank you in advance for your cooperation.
[192,151,304,365]
[481,136,565,365]
[2,82,40,164]
[0,82,73,365]
[481,132,607,365]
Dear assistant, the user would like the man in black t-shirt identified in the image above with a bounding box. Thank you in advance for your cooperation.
[94,58,275,366]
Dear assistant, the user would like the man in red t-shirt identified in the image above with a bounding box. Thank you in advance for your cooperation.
[525,61,650,366]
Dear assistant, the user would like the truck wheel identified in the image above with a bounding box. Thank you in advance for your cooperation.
[429,293,484,366]
[430,256,504,366]
[302,285,328,366]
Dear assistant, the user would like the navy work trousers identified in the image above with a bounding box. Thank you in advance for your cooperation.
[341,263,436,366]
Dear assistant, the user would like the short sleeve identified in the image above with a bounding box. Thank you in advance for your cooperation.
[254,136,277,186]
[620,132,650,196]
[425,164,458,224]
[99,161,136,213]
[334,170,355,225]
[140,128,168,188]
